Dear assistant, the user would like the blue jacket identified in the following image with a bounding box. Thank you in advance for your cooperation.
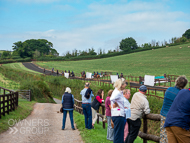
[160,86,180,117]
[62,92,74,110]
[164,88,190,130]
[80,88,94,103]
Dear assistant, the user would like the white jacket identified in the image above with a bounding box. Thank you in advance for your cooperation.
[110,88,125,117]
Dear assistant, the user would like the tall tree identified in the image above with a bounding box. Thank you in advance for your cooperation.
[182,29,190,39]
[12,39,58,58]
[119,37,138,52]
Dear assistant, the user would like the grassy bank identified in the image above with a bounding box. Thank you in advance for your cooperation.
[35,43,190,80]
[73,111,144,143]
[0,100,36,133]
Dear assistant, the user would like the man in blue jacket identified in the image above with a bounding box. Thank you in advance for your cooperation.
[164,88,190,142]
[80,82,94,129]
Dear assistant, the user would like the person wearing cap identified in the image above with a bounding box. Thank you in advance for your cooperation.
[80,82,94,129]
[110,78,127,143]
[164,88,190,143]
[61,87,75,130]
[125,85,150,143]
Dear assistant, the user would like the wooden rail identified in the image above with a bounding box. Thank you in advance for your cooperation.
[0,87,19,119]
[74,98,161,142]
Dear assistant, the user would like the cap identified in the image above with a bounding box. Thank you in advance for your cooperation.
[139,85,147,92]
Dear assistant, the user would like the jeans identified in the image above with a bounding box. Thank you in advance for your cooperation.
[82,104,92,129]
[112,116,125,143]
[125,118,141,143]
[62,110,74,129]
[107,116,114,141]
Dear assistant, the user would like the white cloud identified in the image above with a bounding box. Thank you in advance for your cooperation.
[1,1,190,54]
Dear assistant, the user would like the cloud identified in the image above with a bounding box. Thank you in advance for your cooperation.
[1,1,190,54]
[15,0,60,3]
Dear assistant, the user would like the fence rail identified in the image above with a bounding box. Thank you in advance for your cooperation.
[0,86,19,119]
[74,98,160,143]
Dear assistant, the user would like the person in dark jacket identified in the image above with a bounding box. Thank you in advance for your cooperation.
[164,88,190,143]
[62,87,75,130]
[160,76,188,143]
[91,89,104,128]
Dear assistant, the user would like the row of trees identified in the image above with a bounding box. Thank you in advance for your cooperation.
[1,29,190,60]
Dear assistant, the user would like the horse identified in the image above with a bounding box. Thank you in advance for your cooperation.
[120,73,123,78]
[81,71,86,78]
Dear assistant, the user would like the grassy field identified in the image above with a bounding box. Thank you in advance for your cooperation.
[2,63,42,75]
[35,43,190,80]
[0,73,20,93]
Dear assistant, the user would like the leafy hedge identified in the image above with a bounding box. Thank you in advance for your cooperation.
[0,57,31,64]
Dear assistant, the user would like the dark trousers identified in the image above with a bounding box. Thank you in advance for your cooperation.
[62,110,74,129]
[112,116,125,143]
[125,118,141,143]
[82,104,92,129]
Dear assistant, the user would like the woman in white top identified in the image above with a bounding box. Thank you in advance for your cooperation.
[110,78,127,143]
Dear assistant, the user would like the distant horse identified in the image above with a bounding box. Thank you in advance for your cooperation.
[70,71,75,77]
[120,73,123,78]
[81,71,86,78]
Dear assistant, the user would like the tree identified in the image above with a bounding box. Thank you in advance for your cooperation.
[119,37,138,52]
[2,51,11,58]
[182,29,190,39]
[12,39,58,58]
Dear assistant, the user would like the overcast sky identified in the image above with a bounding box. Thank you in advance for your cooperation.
[0,0,190,55]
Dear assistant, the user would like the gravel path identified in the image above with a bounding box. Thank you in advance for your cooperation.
[0,103,83,143]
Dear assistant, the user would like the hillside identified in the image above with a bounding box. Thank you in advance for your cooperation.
[35,43,190,79]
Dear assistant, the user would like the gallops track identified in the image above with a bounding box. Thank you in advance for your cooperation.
[22,62,168,90]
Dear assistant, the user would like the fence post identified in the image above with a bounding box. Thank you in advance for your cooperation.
[143,115,148,143]
[97,109,99,124]
[102,106,105,129]
[3,95,5,116]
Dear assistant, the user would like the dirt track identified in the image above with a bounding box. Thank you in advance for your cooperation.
[0,103,83,143]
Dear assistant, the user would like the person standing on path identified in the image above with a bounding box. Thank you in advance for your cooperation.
[125,85,150,143]
[110,78,127,143]
[80,82,94,129]
[91,89,104,128]
[62,87,75,130]
[105,90,114,141]
[164,88,190,143]
[160,76,188,143]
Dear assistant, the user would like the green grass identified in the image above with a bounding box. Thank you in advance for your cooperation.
[0,73,20,93]
[35,43,190,80]
[0,100,36,133]
[74,111,146,143]
[2,63,42,74]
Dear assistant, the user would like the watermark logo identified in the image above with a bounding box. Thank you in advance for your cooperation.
[8,119,49,135]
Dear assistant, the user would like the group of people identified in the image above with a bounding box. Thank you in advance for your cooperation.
[116,73,124,78]
[60,76,190,143]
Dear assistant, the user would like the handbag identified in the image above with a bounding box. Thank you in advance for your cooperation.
[111,119,114,128]
[60,107,63,113]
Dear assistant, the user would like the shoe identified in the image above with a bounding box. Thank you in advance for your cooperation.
[62,128,64,130]
[72,128,75,130]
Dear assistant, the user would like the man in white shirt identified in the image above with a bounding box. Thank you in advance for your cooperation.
[125,85,150,143]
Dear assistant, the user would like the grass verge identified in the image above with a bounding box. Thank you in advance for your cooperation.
[73,111,144,143]
[0,100,36,134]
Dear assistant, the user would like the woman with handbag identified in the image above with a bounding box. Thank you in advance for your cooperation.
[91,89,104,128]
[61,87,75,130]
[110,78,127,143]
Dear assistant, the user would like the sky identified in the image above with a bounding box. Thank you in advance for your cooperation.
[0,0,190,55]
